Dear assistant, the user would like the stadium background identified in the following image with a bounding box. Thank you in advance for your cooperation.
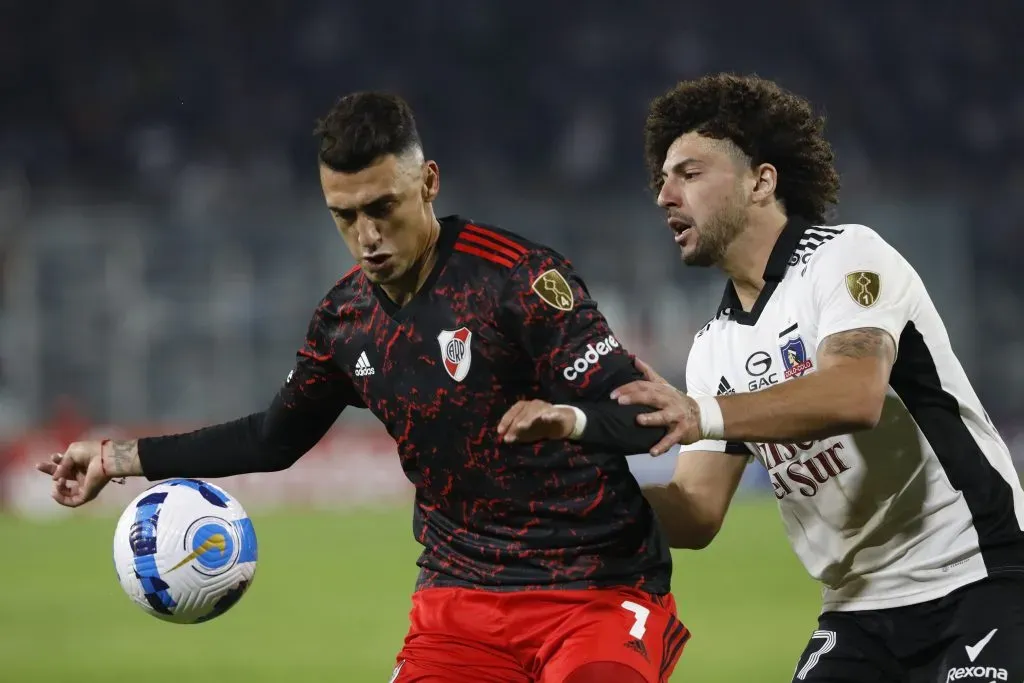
[0,2,1021,681]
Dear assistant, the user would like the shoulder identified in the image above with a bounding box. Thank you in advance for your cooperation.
[796,223,917,291]
[691,310,729,349]
[314,264,371,322]
[452,216,568,270]
[450,216,578,295]
[798,223,897,270]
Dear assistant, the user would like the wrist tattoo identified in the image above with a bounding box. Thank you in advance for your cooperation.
[108,440,138,476]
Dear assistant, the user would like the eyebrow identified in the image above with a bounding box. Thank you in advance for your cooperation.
[661,158,702,177]
[327,192,399,214]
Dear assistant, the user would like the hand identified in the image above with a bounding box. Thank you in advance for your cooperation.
[36,440,138,507]
[633,357,670,385]
[611,380,701,455]
[497,400,576,443]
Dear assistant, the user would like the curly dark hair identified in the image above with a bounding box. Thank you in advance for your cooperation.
[644,74,840,223]
[314,91,422,172]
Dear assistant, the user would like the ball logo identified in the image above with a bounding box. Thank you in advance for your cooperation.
[437,327,473,382]
[170,517,239,576]
[562,335,620,381]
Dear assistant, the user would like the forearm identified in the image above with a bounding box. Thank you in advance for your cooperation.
[136,392,344,481]
[636,448,747,549]
[102,439,144,477]
[575,401,667,453]
[642,483,721,549]
[137,412,283,481]
[717,365,883,443]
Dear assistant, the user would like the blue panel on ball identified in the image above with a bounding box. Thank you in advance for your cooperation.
[234,518,258,564]
[129,492,176,614]
[166,478,230,508]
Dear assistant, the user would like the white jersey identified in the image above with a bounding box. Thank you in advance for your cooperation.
[682,219,1024,613]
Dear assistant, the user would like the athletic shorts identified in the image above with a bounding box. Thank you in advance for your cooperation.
[792,575,1024,683]
[390,586,690,683]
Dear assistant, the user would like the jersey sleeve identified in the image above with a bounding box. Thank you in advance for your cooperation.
[138,302,361,480]
[280,301,365,410]
[808,227,918,351]
[499,249,640,401]
[679,338,750,457]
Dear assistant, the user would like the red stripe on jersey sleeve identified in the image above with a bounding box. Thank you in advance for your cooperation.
[454,242,517,268]
[457,231,526,262]
[464,224,528,255]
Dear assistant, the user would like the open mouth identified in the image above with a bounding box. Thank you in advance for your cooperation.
[668,218,693,243]
[363,254,392,268]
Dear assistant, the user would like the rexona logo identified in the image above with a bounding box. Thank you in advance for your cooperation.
[562,335,620,381]
[946,666,1007,682]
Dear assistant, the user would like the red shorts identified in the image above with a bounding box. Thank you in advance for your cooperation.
[390,586,689,683]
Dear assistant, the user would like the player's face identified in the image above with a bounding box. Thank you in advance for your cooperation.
[320,153,440,286]
[656,133,750,267]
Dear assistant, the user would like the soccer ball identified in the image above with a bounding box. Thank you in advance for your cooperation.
[112,478,258,624]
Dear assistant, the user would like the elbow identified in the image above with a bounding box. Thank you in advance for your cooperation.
[674,522,721,550]
[658,514,724,550]
[843,384,887,432]
[259,446,306,473]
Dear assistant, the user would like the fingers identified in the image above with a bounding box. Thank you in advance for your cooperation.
[52,453,77,481]
[503,405,542,443]
[634,358,662,384]
[614,383,675,408]
[37,460,59,477]
[498,401,530,437]
[649,426,686,457]
[610,381,643,401]
[51,478,83,507]
[636,409,675,428]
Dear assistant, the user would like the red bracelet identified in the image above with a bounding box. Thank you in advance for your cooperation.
[99,439,126,485]
[99,440,110,479]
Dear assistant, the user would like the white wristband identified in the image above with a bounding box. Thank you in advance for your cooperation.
[555,404,587,440]
[692,395,725,440]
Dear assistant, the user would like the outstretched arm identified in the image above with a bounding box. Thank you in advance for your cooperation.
[38,300,361,506]
[706,326,895,443]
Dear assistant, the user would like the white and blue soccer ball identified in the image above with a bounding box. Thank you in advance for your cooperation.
[112,478,258,624]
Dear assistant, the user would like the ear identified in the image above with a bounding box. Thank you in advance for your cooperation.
[422,160,440,202]
[751,163,778,203]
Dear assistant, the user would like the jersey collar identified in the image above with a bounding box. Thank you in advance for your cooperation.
[716,216,811,323]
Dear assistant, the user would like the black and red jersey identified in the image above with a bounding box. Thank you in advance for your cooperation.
[141,215,671,593]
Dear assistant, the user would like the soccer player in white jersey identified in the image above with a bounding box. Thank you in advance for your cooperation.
[609,74,1024,682]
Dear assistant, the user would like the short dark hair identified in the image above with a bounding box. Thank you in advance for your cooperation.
[314,91,422,173]
[644,74,840,223]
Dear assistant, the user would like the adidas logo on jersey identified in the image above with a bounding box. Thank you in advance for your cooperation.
[354,351,375,377]
[717,377,735,395]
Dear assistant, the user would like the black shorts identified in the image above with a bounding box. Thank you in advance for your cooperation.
[791,575,1024,683]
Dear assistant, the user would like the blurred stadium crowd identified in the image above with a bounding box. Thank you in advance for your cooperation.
[1,2,1022,463]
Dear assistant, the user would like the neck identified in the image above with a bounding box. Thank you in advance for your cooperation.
[720,210,788,311]
[380,216,442,307]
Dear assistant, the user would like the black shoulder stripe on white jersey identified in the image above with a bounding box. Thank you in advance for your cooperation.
[789,226,846,267]
[694,315,716,339]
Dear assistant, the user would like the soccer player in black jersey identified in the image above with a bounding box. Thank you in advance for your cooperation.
[38,92,689,683]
